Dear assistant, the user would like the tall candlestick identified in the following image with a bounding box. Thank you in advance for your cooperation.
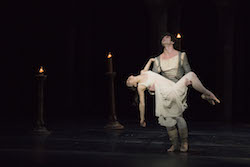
[33,66,51,135]
[105,52,124,129]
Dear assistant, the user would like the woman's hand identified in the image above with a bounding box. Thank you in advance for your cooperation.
[143,58,155,71]
[149,58,155,62]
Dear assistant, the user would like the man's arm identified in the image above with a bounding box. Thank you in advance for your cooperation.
[152,57,161,73]
[182,53,191,74]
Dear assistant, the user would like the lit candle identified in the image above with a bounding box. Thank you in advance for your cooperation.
[176,33,181,39]
[39,66,45,75]
[176,33,182,50]
[107,52,113,73]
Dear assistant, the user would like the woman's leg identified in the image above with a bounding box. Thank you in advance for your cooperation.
[177,72,220,105]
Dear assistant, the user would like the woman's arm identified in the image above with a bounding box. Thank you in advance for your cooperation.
[137,85,146,126]
[141,58,155,73]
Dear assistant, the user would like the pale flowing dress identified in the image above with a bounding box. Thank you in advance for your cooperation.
[139,70,191,127]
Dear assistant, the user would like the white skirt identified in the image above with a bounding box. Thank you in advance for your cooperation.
[154,80,188,127]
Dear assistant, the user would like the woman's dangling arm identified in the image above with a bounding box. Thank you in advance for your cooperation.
[137,85,147,126]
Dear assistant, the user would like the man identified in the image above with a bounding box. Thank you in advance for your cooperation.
[151,32,191,152]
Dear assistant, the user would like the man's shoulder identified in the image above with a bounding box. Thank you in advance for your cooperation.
[153,54,161,58]
[180,51,187,55]
[154,54,161,59]
[152,55,160,64]
[177,50,186,54]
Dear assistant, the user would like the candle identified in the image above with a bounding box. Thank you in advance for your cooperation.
[39,66,45,75]
[107,52,113,73]
[176,33,182,50]
[176,33,181,39]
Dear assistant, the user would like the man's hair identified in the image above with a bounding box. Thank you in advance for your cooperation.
[160,32,177,43]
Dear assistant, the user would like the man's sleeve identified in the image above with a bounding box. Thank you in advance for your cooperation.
[152,57,161,73]
[182,53,191,73]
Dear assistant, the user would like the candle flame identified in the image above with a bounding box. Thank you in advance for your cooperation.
[176,33,181,39]
[39,66,44,73]
[107,52,112,59]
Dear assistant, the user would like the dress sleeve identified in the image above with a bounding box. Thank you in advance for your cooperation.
[152,56,161,73]
[138,82,148,87]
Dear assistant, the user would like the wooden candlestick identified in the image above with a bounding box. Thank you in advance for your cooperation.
[32,66,51,135]
[105,52,124,129]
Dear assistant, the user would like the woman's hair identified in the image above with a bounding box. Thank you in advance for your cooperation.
[128,87,139,107]
[126,74,139,107]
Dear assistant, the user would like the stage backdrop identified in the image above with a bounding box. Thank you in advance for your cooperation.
[1,0,249,127]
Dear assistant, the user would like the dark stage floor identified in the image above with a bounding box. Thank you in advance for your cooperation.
[1,119,250,167]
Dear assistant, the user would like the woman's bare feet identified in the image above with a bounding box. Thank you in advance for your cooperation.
[201,91,220,105]
[140,120,146,127]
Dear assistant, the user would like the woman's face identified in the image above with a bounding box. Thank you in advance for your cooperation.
[126,76,137,87]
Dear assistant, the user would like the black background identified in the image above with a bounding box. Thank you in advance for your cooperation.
[1,0,249,128]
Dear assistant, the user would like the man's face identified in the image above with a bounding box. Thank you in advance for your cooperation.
[161,35,174,46]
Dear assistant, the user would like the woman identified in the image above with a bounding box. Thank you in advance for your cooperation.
[126,58,220,152]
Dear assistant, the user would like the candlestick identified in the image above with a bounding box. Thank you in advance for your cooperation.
[105,52,124,129]
[32,66,51,135]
